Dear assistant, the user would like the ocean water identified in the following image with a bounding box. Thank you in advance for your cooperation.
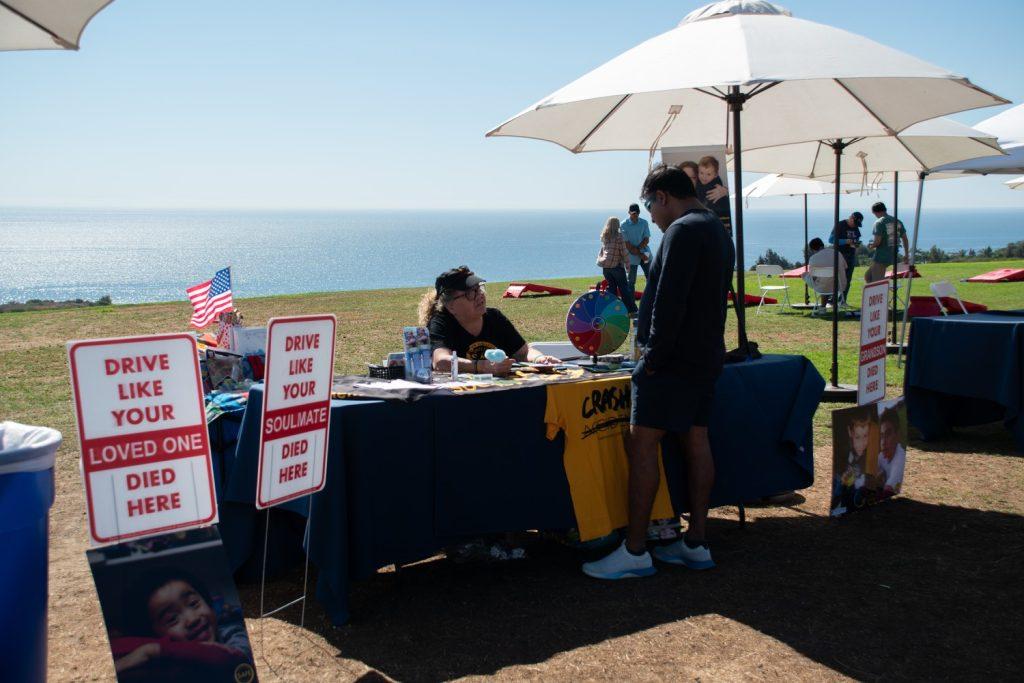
[1,207,1022,305]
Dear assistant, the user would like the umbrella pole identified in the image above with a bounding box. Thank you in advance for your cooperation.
[830,142,845,387]
[803,194,809,305]
[728,87,750,355]
[898,173,926,368]
[891,171,900,344]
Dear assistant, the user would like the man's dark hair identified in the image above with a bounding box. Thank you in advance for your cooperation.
[123,566,214,636]
[809,238,825,251]
[879,407,901,431]
[872,202,887,214]
[640,163,696,200]
[628,203,640,213]
[851,211,864,224]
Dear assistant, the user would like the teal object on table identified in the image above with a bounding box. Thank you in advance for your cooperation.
[484,348,507,363]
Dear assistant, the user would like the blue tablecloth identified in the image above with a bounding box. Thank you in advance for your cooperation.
[906,311,1024,450]
[212,353,823,624]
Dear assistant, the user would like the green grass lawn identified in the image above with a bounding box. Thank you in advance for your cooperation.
[1,258,1021,471]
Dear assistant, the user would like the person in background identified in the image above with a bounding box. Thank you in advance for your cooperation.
[597,217,639,316]
[865,201,909,283]
[874,407,906,495]
[418,266,559,376]
[828,211,863,300]
[695,156,732,234]
[677,160,699,188]
[621,203,652,290]
[582,164,733,580]
[804,237,848,305]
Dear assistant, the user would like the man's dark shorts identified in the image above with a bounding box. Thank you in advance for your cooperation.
[630,358,715,432]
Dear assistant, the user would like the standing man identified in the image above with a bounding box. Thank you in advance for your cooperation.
[621,203,652,290]
[828,211,862,300]
[582,164,734,579]
[865,202,908,283]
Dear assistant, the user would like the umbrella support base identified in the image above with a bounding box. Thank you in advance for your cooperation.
[790,302,815,310]
[885,342,907,356]
[821,383,858,403]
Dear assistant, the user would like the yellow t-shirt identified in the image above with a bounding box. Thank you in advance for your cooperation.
[544,377,674,541]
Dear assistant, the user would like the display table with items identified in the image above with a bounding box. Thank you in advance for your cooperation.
[210,354,823,624]
[906,311,1024,450]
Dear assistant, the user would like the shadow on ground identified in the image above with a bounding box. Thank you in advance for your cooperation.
[249,499,1024,681]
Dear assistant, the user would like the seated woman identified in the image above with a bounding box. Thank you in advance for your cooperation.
[418,266,560,376]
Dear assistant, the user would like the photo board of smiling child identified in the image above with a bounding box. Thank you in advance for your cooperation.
[86,526,258,683]
[830,398,909,517]
[661,146,733,236]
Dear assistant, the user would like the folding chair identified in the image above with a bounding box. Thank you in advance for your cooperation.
[930,280,968,315]
[754,264,791,314]
[804,265,847,317]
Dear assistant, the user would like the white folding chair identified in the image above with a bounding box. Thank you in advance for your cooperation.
[804,265,847,317]
[930,280,968,315]
[754,264,791,314]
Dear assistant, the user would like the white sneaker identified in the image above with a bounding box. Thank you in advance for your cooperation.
[652,538,715,570]
[581,541,656,580]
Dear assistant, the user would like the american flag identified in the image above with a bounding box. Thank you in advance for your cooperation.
[187,267,234,328]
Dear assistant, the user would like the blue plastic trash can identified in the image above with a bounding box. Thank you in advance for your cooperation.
[0,422,61,683]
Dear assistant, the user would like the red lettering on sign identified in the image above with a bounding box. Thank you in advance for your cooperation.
[285,334,320,352]
[104,354,171,376]
[279,461,309,483]
[126,467,176,490]
[282,439,309,459]
[111,404,175,427]
[282,380,316,400]
[116,379,164,400]
[126,492,182,517]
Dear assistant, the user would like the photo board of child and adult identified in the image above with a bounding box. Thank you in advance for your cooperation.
[830,397,908,517]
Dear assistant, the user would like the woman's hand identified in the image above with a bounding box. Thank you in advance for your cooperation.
[532,354,561,365]
[480,358,514,376]
[705,184,728,202]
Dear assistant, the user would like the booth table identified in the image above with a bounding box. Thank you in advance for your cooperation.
[906,311,1024,450]
[211,354,823,624]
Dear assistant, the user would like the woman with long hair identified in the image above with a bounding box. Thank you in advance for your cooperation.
[596,217,638,315]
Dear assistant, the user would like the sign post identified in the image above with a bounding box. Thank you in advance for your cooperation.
[858,280,889,405]
[68,333,216,546]
[256,314,336,508]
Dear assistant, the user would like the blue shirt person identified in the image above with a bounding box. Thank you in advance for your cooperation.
[827,211,863,298]
[621,203,652,289]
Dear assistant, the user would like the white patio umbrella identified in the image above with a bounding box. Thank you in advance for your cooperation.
[932,104,1024,176]
[1006,175,1024,189]
[0,0,113,50]
[487,0,1007,358]
[738,117,1003,388]
[741,174,868,307]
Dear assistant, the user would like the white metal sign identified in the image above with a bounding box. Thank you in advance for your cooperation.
[68,333,217,546]
[858,280,890,405]
[256,315,336,509]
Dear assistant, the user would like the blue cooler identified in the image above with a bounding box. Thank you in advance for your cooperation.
[0,422,61,683]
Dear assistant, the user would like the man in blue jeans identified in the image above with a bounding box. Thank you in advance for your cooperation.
[583,164,734,580]
[621,203,652,290]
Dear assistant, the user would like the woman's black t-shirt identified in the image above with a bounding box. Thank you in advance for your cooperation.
[428,308,526,360]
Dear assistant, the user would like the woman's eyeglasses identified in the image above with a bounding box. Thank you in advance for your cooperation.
[450,285,484,301]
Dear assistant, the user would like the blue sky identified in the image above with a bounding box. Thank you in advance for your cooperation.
[1,0,1022,211]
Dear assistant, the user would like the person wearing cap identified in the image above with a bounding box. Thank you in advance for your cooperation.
[417,266,560,376]
[828,211,863,300]
[621,203,652,290]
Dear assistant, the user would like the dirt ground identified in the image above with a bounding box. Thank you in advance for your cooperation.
[43,418,1024,682]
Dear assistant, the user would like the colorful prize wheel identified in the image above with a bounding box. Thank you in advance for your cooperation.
[566,290,630,357]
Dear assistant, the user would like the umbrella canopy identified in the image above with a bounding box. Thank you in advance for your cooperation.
[487,0,1007,360]
[931,104,1024,176]
[735,118,1003,181]
[486,1,1006,153]
[1006,175,1024,189]
[742,174,864,198]
[0,0,113,51]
